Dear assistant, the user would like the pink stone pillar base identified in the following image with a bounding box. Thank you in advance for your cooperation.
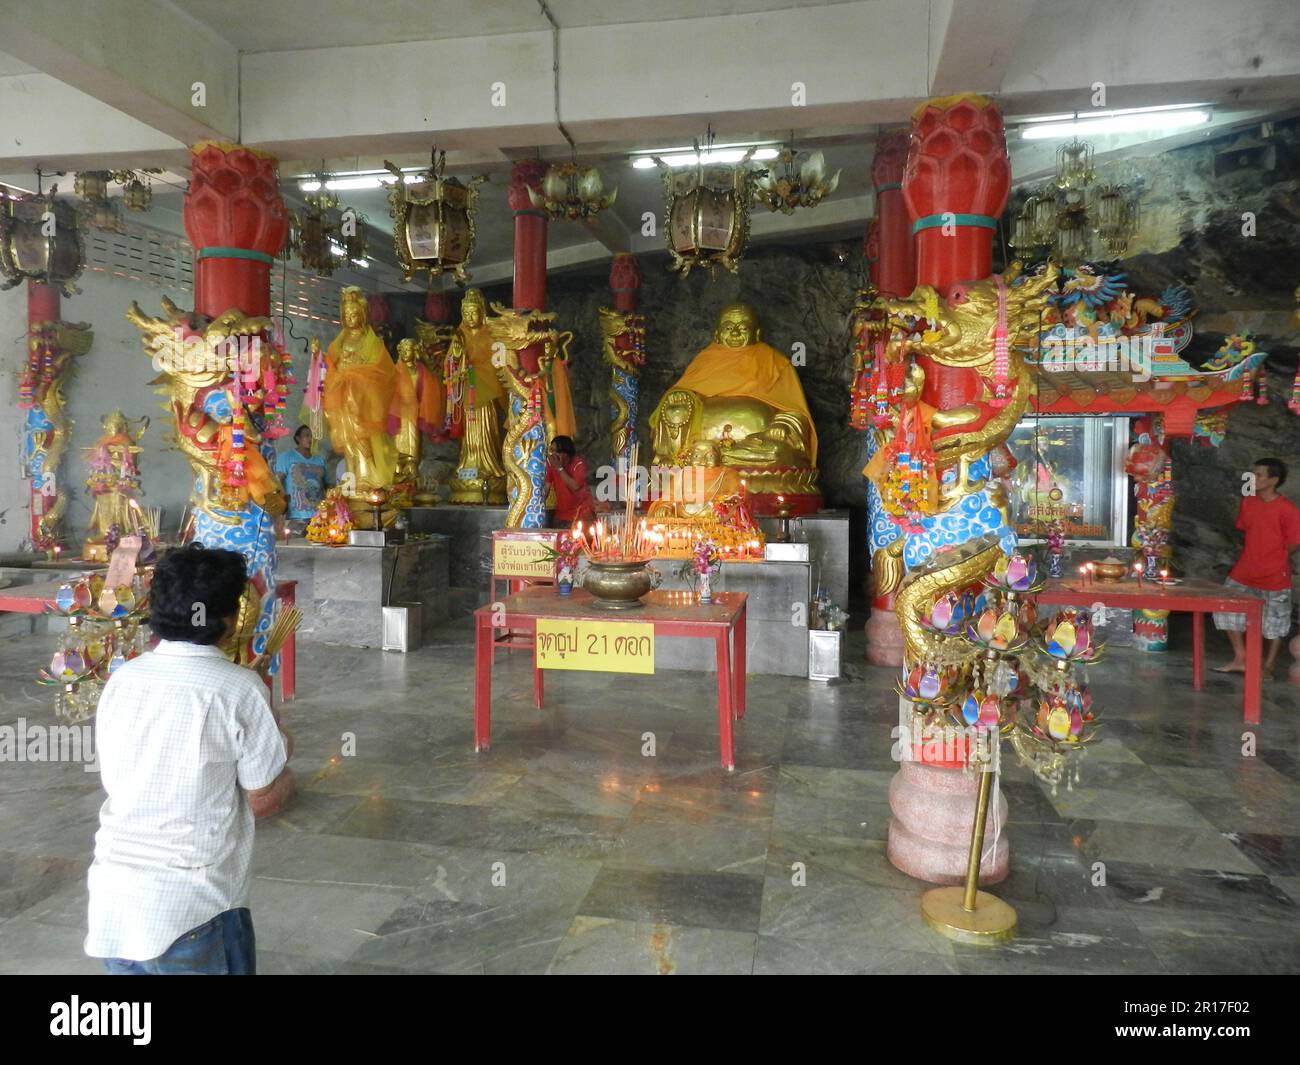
[886,760,1010,885]
[865,608,905,667]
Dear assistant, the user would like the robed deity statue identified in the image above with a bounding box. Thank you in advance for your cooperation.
[649,302,820,513]
[82,410,149,561]
[388,338,444,488]
[444,288,507,504]
[322,286,399,494]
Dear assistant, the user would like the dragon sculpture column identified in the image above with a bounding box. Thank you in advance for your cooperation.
[20,282,93,551]
[870,94,1059,885]
[127,142,290,665]
[487,304,573,529]
[600,253,646,472]
[860,129,916,667]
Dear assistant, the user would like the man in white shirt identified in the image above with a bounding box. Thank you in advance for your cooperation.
[86,544,296,975]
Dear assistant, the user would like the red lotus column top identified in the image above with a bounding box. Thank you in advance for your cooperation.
[870,129,916,298]
[902,94,1009,292]
[183,142,288,320]
[609,252,641,312]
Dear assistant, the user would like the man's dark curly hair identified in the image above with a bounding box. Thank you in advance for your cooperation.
[149,544,247,644]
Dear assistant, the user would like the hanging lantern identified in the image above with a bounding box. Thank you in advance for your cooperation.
[752,147,841,215]
[528,161,617,221]
[656,140,759,276]
[120,173,152,212]
[384,148,485,284]
[74,171,111,202]
[0,184,85,296]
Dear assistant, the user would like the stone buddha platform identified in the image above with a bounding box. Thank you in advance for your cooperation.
[275,537,450,649]
[407,505,508,618]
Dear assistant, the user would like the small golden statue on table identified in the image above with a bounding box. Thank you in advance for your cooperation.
[82,411,149,562]
[649,302,820,514]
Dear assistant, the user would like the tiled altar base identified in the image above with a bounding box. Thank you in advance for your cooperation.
[275,538,450,648]
[1,622,1298,975]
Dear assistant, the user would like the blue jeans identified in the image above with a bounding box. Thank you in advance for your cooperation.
[103,908,256,975]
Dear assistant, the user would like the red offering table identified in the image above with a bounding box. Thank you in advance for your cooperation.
[0,578,299,705]
[474,588,748,770]
[1041,577,1263,724]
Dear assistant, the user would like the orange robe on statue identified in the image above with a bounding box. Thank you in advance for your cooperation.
[662,342,817,462]
[322,328,398,488]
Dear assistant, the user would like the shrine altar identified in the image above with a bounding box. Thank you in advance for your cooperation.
[473,588,747,770]
[1039,577,1264,724]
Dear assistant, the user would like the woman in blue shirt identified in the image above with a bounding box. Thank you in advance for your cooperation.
[274,425,328,523]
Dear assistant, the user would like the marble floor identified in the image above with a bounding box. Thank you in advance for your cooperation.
[1,618,1298,975]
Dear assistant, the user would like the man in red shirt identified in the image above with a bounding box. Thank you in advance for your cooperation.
[546,435,595,526]
[1214,457,1300,676]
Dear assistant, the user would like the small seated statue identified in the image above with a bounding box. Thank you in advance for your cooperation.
[648,302,820,513]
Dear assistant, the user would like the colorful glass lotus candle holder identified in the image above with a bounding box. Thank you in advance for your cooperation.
[896,662,956,712]
[966,605,1029,654]
[1039,610,1103,665]
[984,552,1043,595]
[921,591,968,636]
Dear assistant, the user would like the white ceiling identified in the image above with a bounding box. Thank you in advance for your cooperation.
[169,0,867,53]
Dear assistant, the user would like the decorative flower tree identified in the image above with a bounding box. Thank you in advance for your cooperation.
[901,547,1102,942]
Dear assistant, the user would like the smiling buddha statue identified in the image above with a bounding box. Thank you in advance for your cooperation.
[648,302,820,514]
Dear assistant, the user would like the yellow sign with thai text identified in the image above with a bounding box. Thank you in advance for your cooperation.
[492,535,556,578]
[535,619,655,674]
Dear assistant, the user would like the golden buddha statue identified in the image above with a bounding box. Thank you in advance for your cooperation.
[648,441,745,519]
[649,302,819,512]
[444,289,507,504]
[323,287,398,493]
[82,410,148,561]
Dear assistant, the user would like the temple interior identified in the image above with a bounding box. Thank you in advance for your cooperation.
[1,0,1299,979]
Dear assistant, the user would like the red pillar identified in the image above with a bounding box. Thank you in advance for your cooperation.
[871,129,917,299]
[508,160,549,372]
[609,252,641,313]
[424,290,454,324]
[184,143,288,319]
[26,281,62,549]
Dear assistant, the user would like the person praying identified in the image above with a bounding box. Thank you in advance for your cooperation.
[1213,457,1300,678]
[85,545,296,975]
[546,435,596,526]
[275,424,328,525]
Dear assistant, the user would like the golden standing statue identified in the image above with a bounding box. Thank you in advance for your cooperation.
[444,289,507,504]
[82,411,149,561]
[323,287,398,494]
[649,302,819,508]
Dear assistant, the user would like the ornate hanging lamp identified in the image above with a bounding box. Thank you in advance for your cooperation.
[287,171,368,278]
[384,148,485,284]
[752,142,840,214]
[528,159,616,220]
[655,131,760,276]
[0,173,85,296]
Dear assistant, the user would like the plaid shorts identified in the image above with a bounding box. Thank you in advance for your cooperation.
[1212,578,1294,640]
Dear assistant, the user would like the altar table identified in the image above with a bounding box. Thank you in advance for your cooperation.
[1041,577,1263,725]
[0,578,299,705]
[473,588,748,770]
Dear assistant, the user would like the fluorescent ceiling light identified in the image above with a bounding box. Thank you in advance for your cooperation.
[631,147,781,169]
[299,172,423,192]
[1020,108,1210,140]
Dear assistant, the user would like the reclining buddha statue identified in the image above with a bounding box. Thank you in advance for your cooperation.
[648,302,820,514]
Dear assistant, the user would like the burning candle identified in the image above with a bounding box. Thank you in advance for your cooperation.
[1160,568,1169,584]
[1133,562,1143,588]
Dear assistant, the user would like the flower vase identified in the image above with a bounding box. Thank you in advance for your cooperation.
[1143,552,1161,580]
[557,564,574,596]
[1047,551,1063,579]
[698,571,712,604]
